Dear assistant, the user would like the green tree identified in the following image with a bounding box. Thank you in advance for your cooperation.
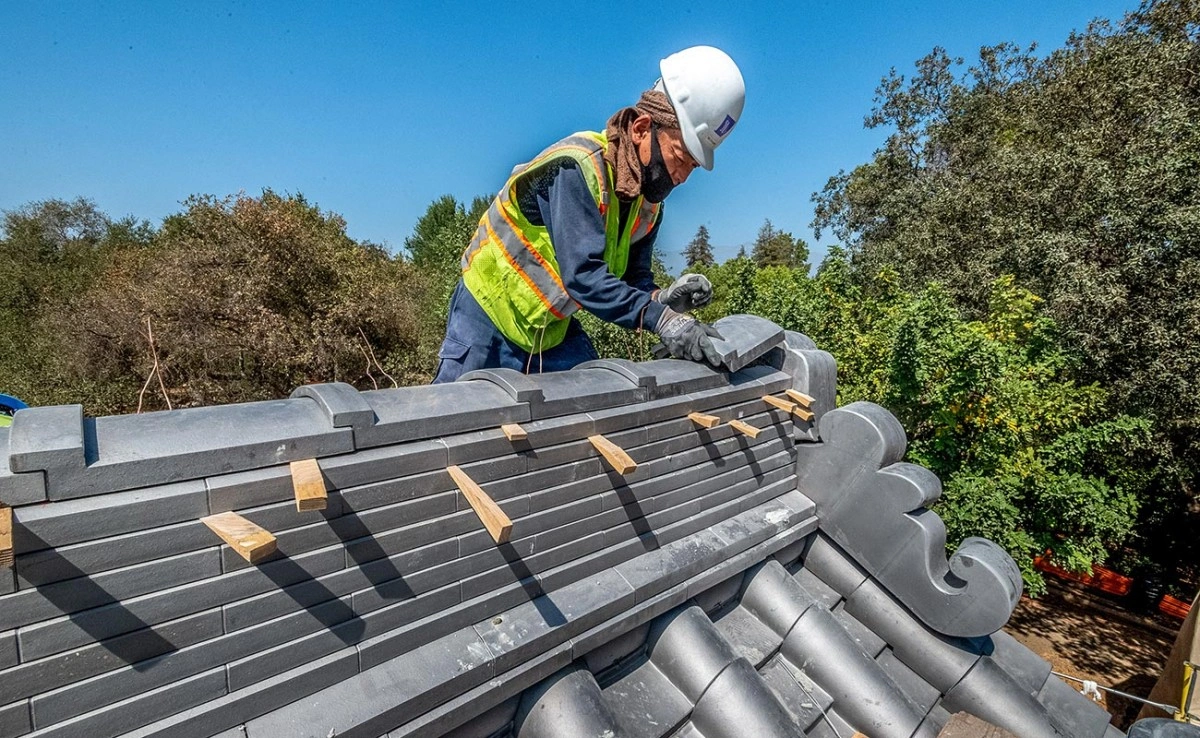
[811,0,1200,590]
[50,191,427,412]
[403,194,489,278]
[750,219,810,271]
[403,194,491,375]
[0,198,154,407]
[682,225,715,267]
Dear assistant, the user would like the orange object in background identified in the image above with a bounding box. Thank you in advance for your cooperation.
[1160,594,1194,620]
[1033,553,1134,596]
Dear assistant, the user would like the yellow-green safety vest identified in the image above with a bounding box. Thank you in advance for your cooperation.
[461,131,661,353]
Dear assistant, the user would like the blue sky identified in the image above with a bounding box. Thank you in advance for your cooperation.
[2,1,1137,271]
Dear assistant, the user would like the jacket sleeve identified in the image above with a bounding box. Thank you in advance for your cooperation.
[537,163,666,331]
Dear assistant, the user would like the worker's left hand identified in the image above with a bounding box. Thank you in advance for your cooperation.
[655,309,725,366]
[658,273,713,313]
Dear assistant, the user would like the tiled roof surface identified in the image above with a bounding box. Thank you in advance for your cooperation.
[0,316,1125,737]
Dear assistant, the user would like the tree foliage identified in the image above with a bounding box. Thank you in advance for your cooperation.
[812,0,1199,590]
[2,192,428,413]
[689,253,1148,593]
[2,1,1191,595]
[682,224,715,268]
[750,219,810,271]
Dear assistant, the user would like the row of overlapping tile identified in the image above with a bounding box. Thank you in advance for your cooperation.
[394,534,1122,738]
[0,344,830,737]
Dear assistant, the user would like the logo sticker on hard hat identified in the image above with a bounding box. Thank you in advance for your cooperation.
[715,115,736,137]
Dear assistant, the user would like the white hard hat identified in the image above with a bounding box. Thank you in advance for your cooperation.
[658,46,745,171]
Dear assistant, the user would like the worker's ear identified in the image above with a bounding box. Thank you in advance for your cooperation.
[630,113,653,146]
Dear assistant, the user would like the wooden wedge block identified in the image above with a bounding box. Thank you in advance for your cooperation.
[728,419,761,439]
[785,389,815,408]
[0,505,11,569]
[447,465,513,544]
[688,412,721,429]
[762,394,798,413]
[793,407,815,422]
[589,434,638,475]
[290,459,327,512]
[201,511,277,563]
[501,423,528,441]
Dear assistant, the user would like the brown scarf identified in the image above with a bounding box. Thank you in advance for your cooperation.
[604,89,680,200]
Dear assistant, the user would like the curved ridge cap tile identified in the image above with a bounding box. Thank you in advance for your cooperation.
[690,658,800,738]
[458,368,544,403]
[574,358,658,390]
[941,656,1069,738]
[796,402,1021,638]
[709,315,787,373]
[782,605,926,738]
[576,357,731,399]
[12,398,353,501]
[739,559,819,639]
[514,664,620,738]
[290,382,374,431]
[647,605,740,704]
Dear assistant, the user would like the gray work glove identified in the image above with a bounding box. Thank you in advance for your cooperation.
[655,308,724,366]
[657,273,713,313]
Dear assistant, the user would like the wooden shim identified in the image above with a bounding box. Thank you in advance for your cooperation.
[289,459,328,512]
[728,419,761,439]
[501,423,528,441]
[762,394,798,413]
[785,389,815,408]
[201,511,277,564]
[793,406,815,422]
[589,434,637,475]
[447,465,513,544]
[688,411,721,429]
[0,505,11,568]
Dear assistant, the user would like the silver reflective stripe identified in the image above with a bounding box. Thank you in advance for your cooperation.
[460,221,490,270]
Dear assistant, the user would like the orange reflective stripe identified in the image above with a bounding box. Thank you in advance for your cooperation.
[483,217,569,320]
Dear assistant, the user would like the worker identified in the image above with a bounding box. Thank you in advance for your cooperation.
[433,45,745,384]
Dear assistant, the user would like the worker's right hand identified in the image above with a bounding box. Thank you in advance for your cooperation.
[658,273,713,313]
[655,308,724,366]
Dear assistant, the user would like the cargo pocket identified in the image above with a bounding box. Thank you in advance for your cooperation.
[432,336,472,384]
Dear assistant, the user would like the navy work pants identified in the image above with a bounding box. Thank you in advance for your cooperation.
[431,280,598,384]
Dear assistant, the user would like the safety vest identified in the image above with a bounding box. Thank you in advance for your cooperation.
[461,131,661,353]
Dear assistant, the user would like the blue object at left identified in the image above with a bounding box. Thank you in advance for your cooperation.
[0,393,27,414]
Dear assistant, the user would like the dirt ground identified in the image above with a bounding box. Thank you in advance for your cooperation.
[1004,579,1181,730]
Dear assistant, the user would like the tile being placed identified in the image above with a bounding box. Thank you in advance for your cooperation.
[708,315,786,373]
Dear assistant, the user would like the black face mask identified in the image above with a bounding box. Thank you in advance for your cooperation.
[640,124,676,203]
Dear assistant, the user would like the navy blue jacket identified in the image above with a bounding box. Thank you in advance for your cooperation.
[516,160,666,331]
